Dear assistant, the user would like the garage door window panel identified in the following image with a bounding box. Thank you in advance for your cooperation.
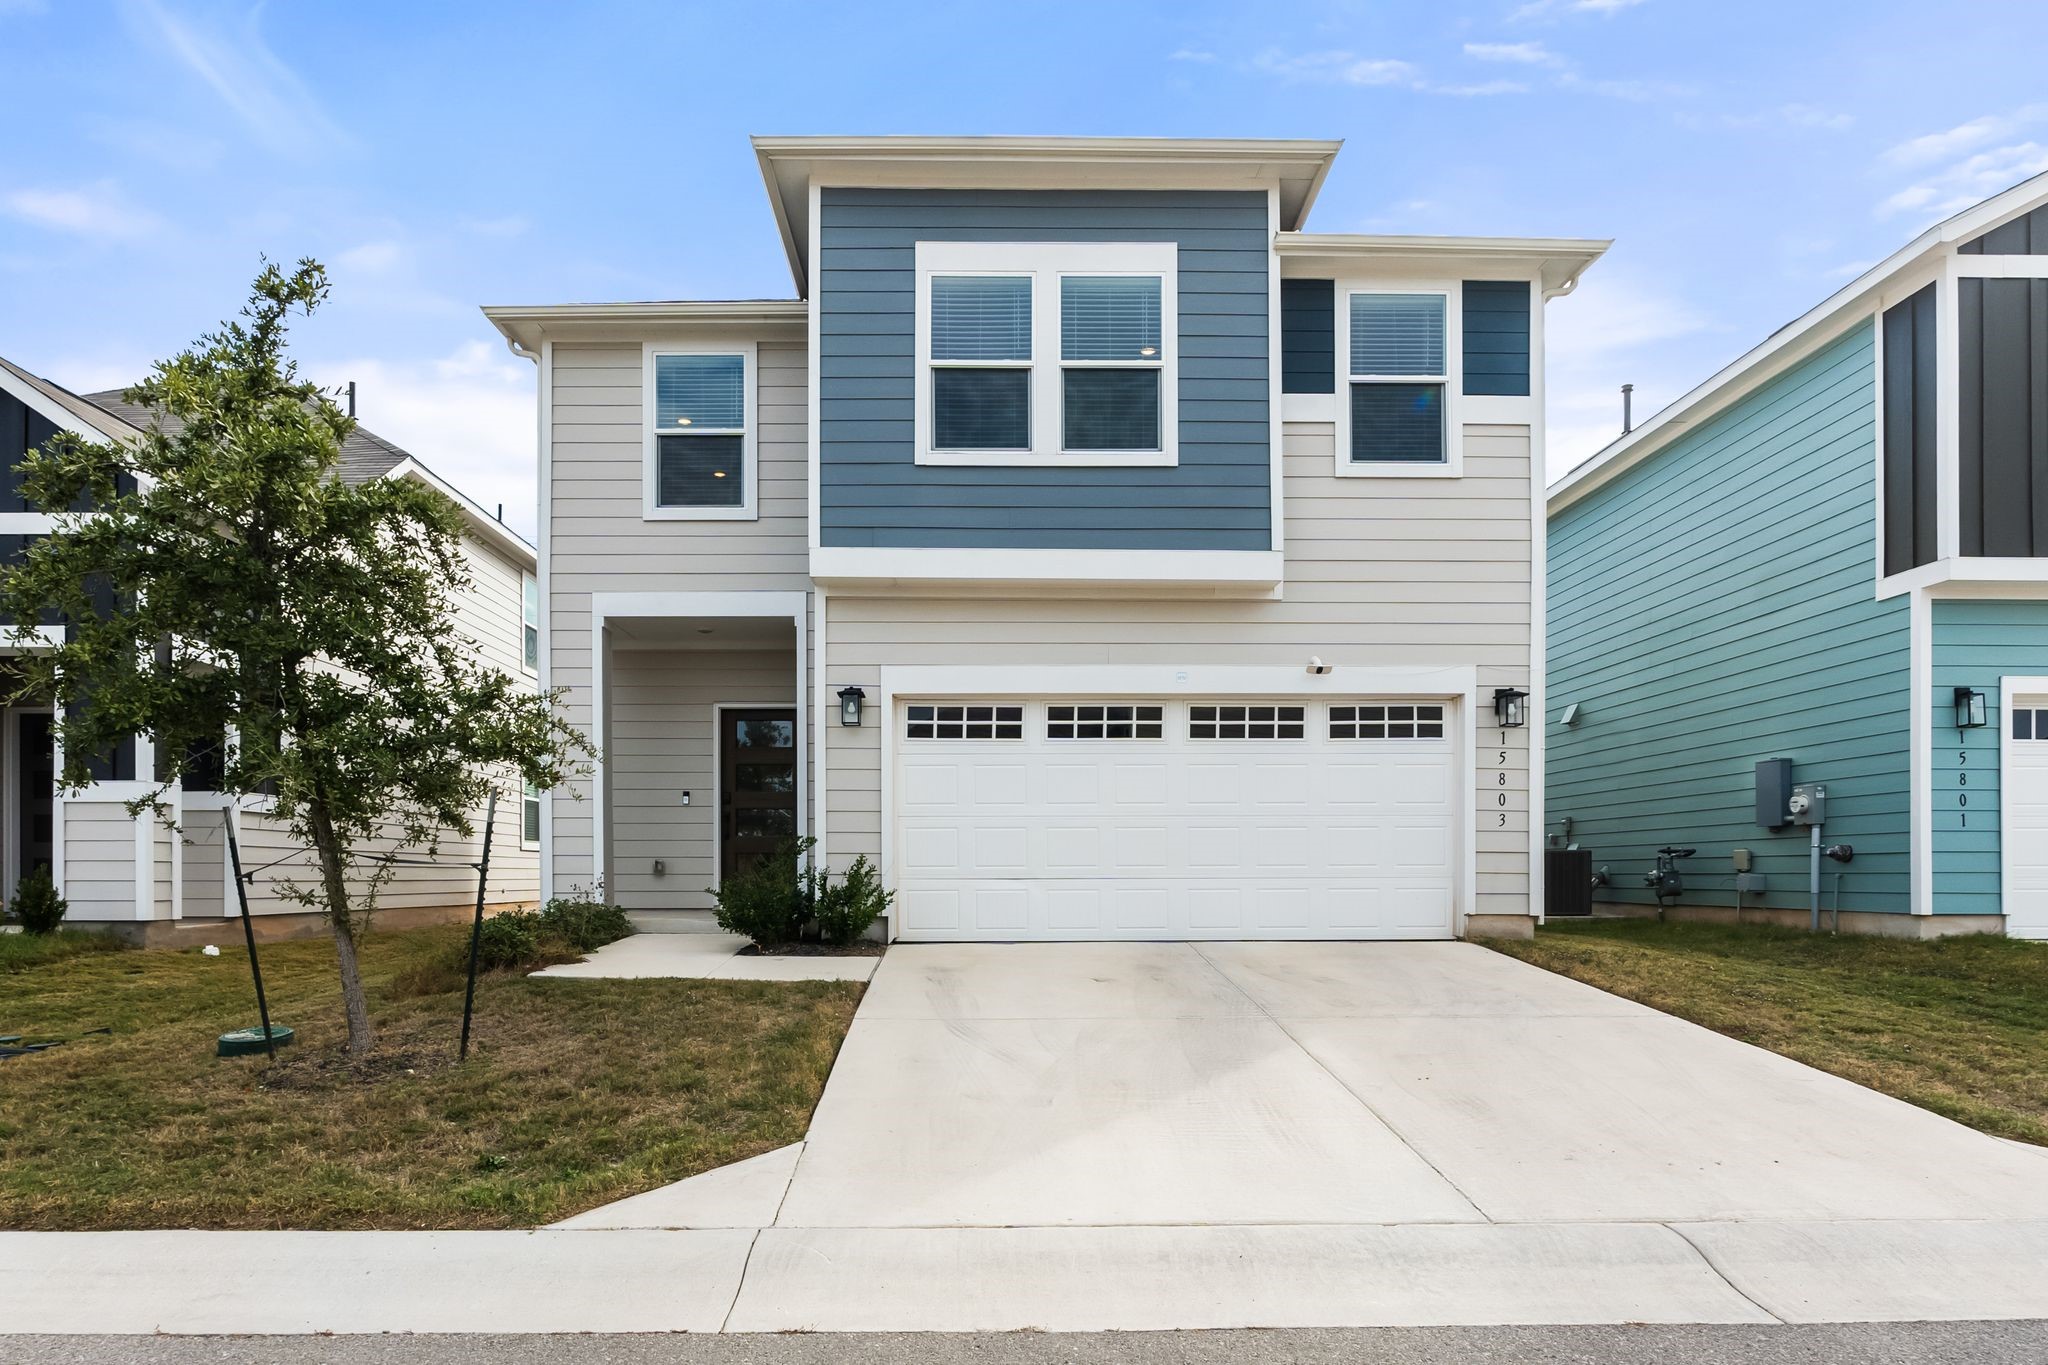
[1331,703,1447,740]
[1048,703,1164,740]
[906,703,1024,741]
[1189,704,1306,741]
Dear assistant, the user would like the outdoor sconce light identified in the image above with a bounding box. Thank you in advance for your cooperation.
[1492,686,1530,729]
[837,685,866,728]
[1954,686,1988,730]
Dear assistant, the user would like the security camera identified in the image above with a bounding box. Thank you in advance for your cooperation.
[1306,656,1333,675]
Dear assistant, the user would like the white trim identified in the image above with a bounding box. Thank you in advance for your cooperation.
[1,625,66,654]
[519,777,540,853]
[806,177,822,559]
[1281,392,1339,423]
[912,240,1180,468]
[0,513,56,535]
[1267,185,1285,562]
[1935,261,1961,562]
[809,545,1285,591]
[1872,305,1889,590]
[641,341,759,522]
[0,367,127,446]
[1952,256,2048,278]
[1910,587,1933,915]
[1880,557,2048,600]
[383,459,536,567]
[519,568,540,679]
[1276,233,1609,298]
[1527,276,1546,923]
[1335,282,1464,478]
[709,700,802,892]
[535,339,555,897]
[2000,674,2048,938]
[813,586,829,870]
[586,591,810,903]
[872,663,1480,941]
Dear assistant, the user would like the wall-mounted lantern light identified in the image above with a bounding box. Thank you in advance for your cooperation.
[1492,686,1529,729]
[837,685,866,728]
[1953,686,1988,730]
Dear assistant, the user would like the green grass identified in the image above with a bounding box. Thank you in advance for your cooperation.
[0,923,862,1230]
[0,928,133,973]
[1490,918,2048,1145]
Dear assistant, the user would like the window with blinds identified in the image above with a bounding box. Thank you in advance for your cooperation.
[1348,293,1448,465]
[651,352,748,509]
[932,276,1031,450]
[1061,276,1162,451]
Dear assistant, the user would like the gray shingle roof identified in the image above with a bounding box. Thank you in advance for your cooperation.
[82,388,409,487]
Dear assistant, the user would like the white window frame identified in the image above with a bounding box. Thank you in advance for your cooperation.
[1336,282,1463,479]
[642,340,758,522]
[520,776,541,852]
[913,241,1179,468]
[520,570,539,677]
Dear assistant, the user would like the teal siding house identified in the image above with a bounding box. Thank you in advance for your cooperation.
[1548,172,2048,939]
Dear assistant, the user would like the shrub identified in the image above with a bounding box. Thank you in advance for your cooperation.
[538,897,633,952]
[470,910,545,972]
[710,836,812,946]
[812,855,892,946]
[11,867,66,935]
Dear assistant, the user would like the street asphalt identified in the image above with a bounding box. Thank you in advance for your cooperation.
[5,1324,2048,1365]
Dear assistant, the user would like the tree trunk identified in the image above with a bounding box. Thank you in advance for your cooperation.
[307,794,374,1055]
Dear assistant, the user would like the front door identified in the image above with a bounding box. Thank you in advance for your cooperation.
[721,708,798,881]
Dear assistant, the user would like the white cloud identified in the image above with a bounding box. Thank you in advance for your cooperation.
[1252,48,1420,87]
[1542,270,1715,481]
[320,342,537,539]
[1878,137,2048,220]
[1168,47,1216,63]
[1679,103,1854,133]
[335,240,406,276]
[1433,80,1532,97]
[1511,0,1646,19]
[1555,70,1695,101]
[0,0,50,15]
[3,181,161,239]
[1883,105,2048,168]
[1464,40,1559,65]
[121,0,350,155]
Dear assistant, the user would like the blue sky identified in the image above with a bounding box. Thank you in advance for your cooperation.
[4,0,2048,537]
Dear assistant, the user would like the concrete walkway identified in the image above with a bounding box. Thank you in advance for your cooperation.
[7,941,2048,1334]
[530,931,879,982]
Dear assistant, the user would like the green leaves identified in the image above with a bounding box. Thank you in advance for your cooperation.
[0,258,589,931]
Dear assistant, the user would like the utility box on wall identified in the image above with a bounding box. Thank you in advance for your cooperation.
[1755,759,1794,830]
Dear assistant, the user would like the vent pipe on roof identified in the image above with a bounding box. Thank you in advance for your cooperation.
[346,380,357,419]
[495,504,504,523]
[1621,383,1634,435]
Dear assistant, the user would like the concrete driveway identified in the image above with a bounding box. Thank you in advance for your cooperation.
[13,940,2048,1335]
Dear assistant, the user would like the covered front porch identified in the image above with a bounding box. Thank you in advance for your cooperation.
[587,591,810,916]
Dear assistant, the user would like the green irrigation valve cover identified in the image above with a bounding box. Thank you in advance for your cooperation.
[217,1024,295,1057]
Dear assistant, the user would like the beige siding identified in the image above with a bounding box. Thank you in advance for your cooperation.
[822,422,1535,918]
[608,646,797,910]
[180,808,227,918]
[57,802,140,920]
[546,337,813,898]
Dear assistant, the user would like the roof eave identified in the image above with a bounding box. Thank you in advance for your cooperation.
[1278,233,1612,296]
[482,300,809,352]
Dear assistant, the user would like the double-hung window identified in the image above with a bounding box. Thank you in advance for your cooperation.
[916,242,1177,466]
[521,777,541,850]
[644,342,756,519]
[1342,289,1457,475]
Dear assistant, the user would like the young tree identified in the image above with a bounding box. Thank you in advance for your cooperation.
[0,260,587,1055]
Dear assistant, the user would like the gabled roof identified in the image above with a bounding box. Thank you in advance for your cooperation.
[752,135,1344,294]
[1548,168,2048,515]
[0,358,534,567]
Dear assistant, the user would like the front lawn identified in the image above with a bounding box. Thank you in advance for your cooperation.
[0,923,862,1230]
[1489,918,2048,1146]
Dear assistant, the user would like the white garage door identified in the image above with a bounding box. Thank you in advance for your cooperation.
[892,698,1459,941]
[2007,696,2048,939]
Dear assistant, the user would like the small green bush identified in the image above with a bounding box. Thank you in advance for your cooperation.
[10,867,67,935]
[812,854,892,946]
[538,897,632,952]
[710,836,812,946]
[470,910,544,971]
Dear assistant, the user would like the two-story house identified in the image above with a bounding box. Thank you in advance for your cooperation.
[489,135,1606,942]
[0,357,543,942]
[1548,170,2048,938]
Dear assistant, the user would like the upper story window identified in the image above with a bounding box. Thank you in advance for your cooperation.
[915,241,1178,468]
[520,570,539,675]
[1340,288,1461,478]
[643,343,756,521]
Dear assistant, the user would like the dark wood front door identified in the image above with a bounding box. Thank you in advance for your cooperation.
[17,711,53,880]
[721,708,798,880]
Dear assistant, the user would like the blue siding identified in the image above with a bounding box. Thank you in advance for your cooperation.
[1462,281,1531,397]
[1281,278,1334,394]
[1548,323,1914,916]
[1931,598,2048,915]
[816,188,1271,551]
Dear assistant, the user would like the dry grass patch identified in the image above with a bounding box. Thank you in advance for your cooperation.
[0,923,861,1229]
[1490,918,2048,1145]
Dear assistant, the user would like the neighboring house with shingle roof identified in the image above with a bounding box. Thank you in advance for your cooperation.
[0,357,542,942]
